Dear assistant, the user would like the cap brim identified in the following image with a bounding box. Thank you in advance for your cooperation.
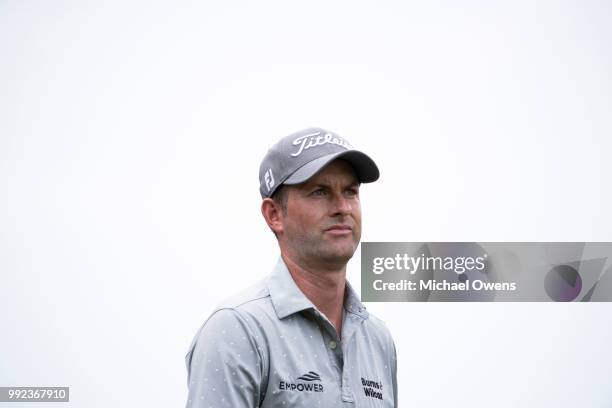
[283,150,379,185]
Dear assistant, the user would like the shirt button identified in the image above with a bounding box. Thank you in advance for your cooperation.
[328,340,337,349]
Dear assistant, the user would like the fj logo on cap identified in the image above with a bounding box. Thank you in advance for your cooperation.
[291,131,352,157]
[264,168,275,191]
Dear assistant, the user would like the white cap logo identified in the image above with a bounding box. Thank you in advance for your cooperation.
[264,168,275,192]
[291,131,352,157]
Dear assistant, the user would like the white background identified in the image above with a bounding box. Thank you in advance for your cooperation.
[2,1,611,407]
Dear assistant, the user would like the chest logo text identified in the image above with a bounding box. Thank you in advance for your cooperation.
[279,371,324,393]
[361,377,383,400]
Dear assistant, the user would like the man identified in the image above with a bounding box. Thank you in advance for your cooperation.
[185,127,397,407]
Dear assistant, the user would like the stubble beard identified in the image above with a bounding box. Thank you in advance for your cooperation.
[289,229,360,271]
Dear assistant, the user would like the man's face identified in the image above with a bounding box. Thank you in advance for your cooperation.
[279,159,362,269]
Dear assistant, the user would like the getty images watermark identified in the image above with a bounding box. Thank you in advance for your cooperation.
[361,242,612,302]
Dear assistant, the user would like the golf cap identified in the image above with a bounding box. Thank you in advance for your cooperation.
[259,127,379,198]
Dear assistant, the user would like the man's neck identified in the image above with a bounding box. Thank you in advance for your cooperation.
[281,253,346,339]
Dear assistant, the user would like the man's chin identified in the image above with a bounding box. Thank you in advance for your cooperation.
[319,244,357,265]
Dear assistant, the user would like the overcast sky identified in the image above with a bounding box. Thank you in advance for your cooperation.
[2,1,612,407]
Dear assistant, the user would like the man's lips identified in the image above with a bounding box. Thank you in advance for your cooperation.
[324,225,353,236]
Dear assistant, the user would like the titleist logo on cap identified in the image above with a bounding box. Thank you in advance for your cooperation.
[258,127,379,198]
[291,131,353,157]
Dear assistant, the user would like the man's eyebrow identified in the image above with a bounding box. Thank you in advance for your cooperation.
[302,182,329,190]
[305,180,360,189]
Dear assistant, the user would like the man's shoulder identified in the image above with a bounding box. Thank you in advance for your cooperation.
[365,310,389,329]
[196,276,276,332]
[214,277,271,311]
[185,277,274,365]
[362,308,396,346]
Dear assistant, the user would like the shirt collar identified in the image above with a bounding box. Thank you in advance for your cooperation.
[267,257,369,320]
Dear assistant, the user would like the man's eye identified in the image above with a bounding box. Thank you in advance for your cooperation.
[345,189,358,197]
[312,189,326,196]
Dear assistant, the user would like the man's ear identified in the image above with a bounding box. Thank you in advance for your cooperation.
[261,198,284,235]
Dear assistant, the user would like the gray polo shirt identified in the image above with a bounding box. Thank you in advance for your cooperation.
[185,258,398,407]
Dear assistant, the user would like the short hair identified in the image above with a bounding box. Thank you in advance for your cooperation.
[270,184,288,214]
[268,185,288,239]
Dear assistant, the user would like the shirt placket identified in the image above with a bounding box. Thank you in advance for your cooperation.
[313,309,357,404]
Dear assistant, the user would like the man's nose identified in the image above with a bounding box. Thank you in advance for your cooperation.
[331,193,352,215]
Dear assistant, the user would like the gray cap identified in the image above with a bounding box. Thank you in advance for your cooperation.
[259,127,379,198]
